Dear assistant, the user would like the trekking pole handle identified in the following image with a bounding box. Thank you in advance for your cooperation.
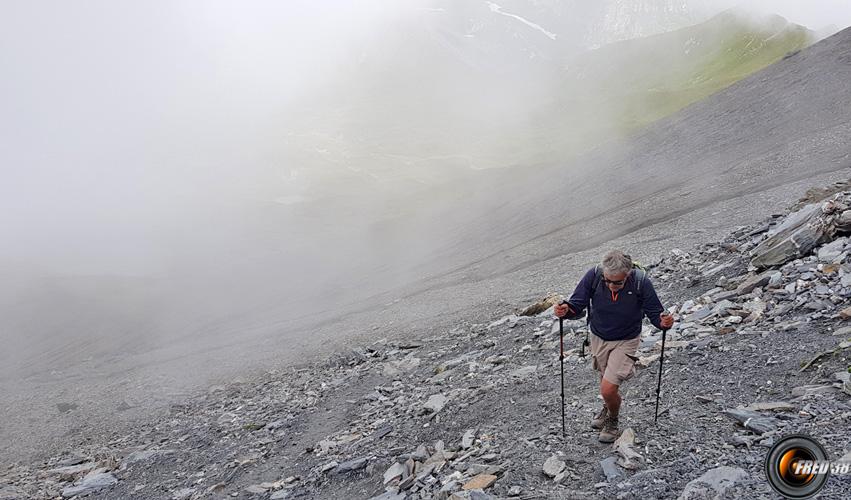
[557,300,574,320]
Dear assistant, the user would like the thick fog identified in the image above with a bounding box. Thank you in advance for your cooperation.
[708,0,851,34]
[1,1,403,374]
[1,0,850,392]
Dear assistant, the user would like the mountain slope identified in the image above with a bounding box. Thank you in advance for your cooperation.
[562,10,814,131]
[278,10,813,210]
[408,25,851,290]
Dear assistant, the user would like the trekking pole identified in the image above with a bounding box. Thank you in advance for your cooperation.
[654,326,670,424]
[559,317,566,438]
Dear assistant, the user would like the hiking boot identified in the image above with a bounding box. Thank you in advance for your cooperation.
[591,406,608,430]
[598,414,620,443]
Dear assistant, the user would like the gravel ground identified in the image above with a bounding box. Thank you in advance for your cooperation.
[3,181,851,500]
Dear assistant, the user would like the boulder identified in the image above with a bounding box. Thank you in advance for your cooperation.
[520,293,562,316]
[750,203,829,268]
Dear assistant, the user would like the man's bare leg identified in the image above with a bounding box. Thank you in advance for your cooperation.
[600,378,621,416]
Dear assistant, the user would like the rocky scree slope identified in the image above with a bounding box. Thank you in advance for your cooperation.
[4,183,851,499]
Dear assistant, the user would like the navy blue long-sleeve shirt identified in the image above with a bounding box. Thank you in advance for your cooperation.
[564,267,665,341]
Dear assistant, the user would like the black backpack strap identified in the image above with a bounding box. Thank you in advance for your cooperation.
[583,265,601,357]
[633,267,646,295]
[587,265,603,324]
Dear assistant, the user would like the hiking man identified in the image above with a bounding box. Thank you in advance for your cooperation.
[555,250,673,442]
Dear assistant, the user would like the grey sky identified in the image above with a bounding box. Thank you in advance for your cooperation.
[719,0,851,31]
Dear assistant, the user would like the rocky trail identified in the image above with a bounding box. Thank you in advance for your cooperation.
[4,183,851,499]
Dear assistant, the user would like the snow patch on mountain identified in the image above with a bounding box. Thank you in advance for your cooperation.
[485,1,557,40]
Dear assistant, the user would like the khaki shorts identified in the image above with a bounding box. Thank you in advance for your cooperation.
[590,333,641,386]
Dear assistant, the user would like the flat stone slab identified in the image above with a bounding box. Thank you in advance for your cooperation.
[462,474,498,490]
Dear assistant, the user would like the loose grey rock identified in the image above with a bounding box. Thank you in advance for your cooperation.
[818,237,847,261]
[702,263,734,277]
[791,385,838,397]
[383,357,421,377]
[46,462,98,478]
[245,484,268,494]
[469,490,495,500]
[600,456,622,482]
[462,429,476,449]
[767,271,783,287]
[371,425,394,440]
[687,307,712,322]
[367,492,405,500]
[440,480,461,494]
[122,449,173,467]
[678,466,748,499]
[711,290,738,302]
[741,401,795,412]
[722,408,778,434]
[336,457,369,473]
[711,300,735,315]
[423,394,448,413]
[61,472,118,498]
[488,315,519,329]
[170,487,196,500]
[838,210,851,231]
[542,455,566,478]
[832,325,851,336]
[735,272,772,295]
[56,454,90,467]
[384,462,407,484]
[411,444,430,462]
[509,365,538,379]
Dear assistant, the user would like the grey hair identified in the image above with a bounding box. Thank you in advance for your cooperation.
[601,250,633,275]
